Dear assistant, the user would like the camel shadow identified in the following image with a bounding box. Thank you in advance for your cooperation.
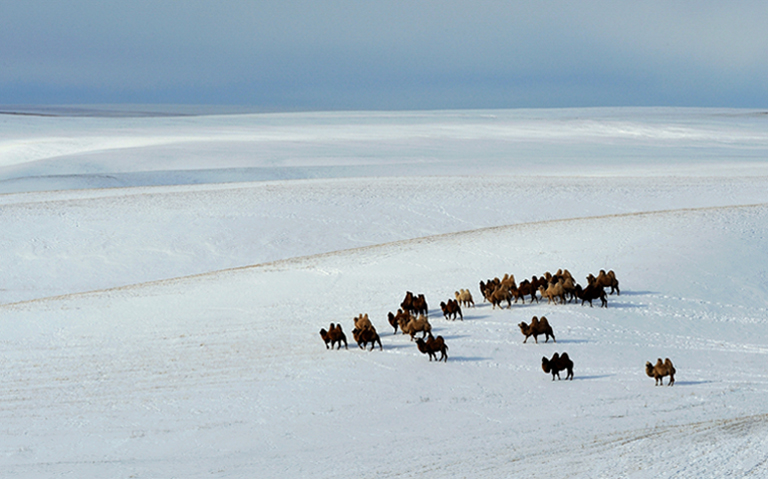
[672,380,714,386]
[380,342,415,350]
[448,356,491,362]
[572,374,615,381]
[553,339,590,345]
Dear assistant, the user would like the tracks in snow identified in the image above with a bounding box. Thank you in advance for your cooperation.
[3,201,767,309]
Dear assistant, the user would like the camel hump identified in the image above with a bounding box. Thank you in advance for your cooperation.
[539,316,549,326]
[560,352,569,360]
[665,358,676,372]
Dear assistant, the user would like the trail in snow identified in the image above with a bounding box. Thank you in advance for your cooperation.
[3,174,768,305]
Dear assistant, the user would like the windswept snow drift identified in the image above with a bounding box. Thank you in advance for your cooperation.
[1,108,768,477]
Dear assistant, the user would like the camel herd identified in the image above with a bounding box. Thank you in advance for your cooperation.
[479,269,616,309]
[319,268,676,385]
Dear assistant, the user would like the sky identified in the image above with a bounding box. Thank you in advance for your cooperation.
[2,1,768,111]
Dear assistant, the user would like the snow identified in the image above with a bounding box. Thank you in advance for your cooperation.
[1,107,768,477]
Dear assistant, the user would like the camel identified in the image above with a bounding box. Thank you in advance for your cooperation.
[646,358,676,386]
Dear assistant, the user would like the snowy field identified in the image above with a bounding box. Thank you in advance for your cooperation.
[1,107,768,477]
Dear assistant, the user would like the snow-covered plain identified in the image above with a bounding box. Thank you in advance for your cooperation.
[1,107,768,477]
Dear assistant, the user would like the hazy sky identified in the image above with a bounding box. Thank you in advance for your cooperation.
[2,1,767,110]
